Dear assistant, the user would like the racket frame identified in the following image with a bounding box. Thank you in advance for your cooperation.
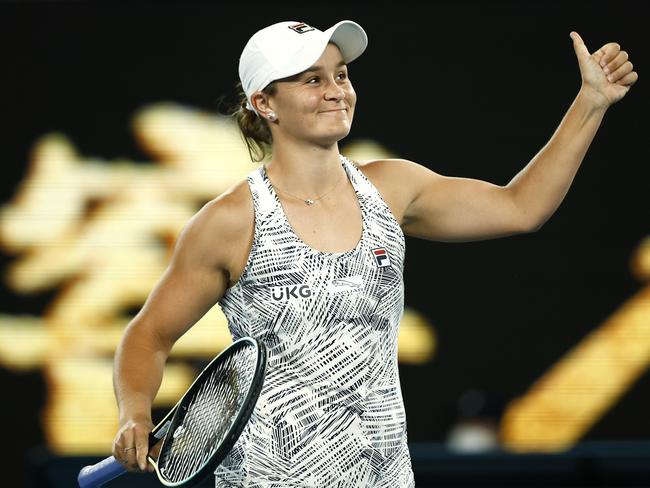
[149,336,267,487]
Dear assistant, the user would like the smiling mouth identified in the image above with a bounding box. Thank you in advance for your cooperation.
[320,109,347,113]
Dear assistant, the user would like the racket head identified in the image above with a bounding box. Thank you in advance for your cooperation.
[152,336,266,487]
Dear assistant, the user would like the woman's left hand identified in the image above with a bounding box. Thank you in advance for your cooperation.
[570,31,638,109]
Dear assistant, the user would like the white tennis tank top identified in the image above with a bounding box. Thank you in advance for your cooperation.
[215,155,415,487]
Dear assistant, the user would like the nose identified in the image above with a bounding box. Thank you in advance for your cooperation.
[323,78,345,101]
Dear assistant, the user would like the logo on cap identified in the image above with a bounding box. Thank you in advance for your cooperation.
[288,23,315,34]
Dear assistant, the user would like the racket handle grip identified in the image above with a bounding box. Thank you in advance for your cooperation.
[78,456,126,487]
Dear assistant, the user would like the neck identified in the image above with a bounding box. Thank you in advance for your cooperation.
[265,139,345,197]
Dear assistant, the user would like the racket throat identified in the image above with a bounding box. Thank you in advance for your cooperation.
[147,420,170,467]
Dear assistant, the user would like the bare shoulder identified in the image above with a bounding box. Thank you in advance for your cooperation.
[353,158,438,224]
[355,157,436,176]
[193,179,253,239]
[173,179,254,284]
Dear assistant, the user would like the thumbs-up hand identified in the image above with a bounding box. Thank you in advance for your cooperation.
[570,31,638,108]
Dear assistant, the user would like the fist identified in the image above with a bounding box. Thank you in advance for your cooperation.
[112,417,155,473]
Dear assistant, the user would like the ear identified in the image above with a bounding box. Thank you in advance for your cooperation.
[250,91,275,118]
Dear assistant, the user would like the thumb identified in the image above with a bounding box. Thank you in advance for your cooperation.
[570,31,590,59]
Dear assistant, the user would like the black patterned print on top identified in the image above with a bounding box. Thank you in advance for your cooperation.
[216,155,414,487]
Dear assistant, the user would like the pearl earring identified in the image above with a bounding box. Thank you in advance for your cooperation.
[268,112,277,121]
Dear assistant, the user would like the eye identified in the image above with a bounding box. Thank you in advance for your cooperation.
[307,76,320,84]
[337,71,348,80]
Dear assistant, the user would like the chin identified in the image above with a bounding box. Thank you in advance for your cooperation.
[327,121,353,140]
[300,118,353,146]
[316,128,351,146]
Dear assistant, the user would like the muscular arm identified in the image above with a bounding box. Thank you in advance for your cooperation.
[362,34,636,243]
[399,89,607,242]
[112,184,253,471]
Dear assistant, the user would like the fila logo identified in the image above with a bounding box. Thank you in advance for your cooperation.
[271,284,312,301]
[288,22,315,34]
[372,248,391,268]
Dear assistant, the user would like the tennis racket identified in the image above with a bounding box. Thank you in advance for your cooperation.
[78,336,267,487]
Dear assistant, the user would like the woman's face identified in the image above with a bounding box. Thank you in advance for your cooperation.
[267,43,357,147]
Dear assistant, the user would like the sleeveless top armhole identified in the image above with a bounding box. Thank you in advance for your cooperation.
[225,170,262,291]
[345,157,405,251]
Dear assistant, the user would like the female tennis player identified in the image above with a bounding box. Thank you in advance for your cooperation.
[112,20,637,486]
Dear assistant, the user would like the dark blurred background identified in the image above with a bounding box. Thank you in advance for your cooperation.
[1,0,648,486]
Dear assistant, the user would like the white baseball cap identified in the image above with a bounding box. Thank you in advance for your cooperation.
[238,20,368,113]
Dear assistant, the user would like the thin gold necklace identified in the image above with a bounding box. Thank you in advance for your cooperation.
[269,172,346,206]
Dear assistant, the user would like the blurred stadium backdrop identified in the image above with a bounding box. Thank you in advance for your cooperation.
[1,1,648,486]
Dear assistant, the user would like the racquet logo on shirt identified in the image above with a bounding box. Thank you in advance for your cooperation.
[372,248,391,267]
[288,23,315,34]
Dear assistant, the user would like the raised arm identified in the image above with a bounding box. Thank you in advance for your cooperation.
[111,183,253,472]
[364,32,637,243]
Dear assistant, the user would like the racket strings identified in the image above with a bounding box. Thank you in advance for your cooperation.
[169,374,223,481]
[157,346,258,483]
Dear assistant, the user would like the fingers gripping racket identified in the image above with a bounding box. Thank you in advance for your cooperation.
[78,337,267,487]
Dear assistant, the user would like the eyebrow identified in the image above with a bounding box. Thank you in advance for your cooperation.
[301,61,347,74]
